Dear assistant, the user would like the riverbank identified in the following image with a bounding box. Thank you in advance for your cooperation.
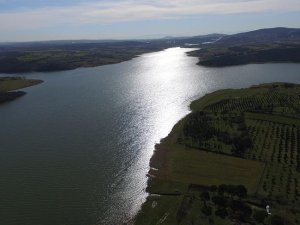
[134,83,300,225]
[0,77,43,104]
[188,43,300,67]
[0,34,223,73]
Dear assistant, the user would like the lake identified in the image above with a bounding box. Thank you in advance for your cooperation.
[0,47,300,225]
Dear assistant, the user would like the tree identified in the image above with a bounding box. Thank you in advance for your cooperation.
[212,195,227,207]
[235,185,247,199]
[229,200,252,221]
[215,208,228,219]
[225,185,236,197]
[253,210,268,223]
[210,185,218,192]
[200,191,210,202]
[270,215,285,225]
[218,184,227,196]
[201,205,212,216]
[218,184,248,199]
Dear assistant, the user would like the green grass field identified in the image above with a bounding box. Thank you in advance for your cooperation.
[157,144,263,192]
[135,83,300,225]
[0,77,42,92]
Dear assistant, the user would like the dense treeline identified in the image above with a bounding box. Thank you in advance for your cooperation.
[182,111,253,157]
[0,91,25,103]
[182,112,215,143]
[176,183,292,225]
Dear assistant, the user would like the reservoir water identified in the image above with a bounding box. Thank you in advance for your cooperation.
[0,47,300,225]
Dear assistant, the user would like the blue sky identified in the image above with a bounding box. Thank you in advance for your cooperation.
[0,0,299,42]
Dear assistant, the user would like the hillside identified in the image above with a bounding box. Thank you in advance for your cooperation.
[189,27,300,67]
[218,27,300,45]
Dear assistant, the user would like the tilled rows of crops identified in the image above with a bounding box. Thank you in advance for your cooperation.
[246,118,300,201]
[204,86,300,117]
[181,84,300,202]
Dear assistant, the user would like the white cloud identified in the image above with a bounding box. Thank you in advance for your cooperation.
[0,0,299,31]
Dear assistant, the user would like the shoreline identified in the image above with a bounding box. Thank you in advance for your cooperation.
[132,97,197,224]
[133,82,300,225]
[0,77,43,104]
[1,45,299,74]
[0,47,170,74]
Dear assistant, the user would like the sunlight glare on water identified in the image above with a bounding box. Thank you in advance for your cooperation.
[100,47,203,224]
[0,48,300,225]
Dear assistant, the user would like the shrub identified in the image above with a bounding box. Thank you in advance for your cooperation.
[215,208,228,219]
[210,185,218,192]
[218,184,227,195]
[253,210,268,223]
[200,191,210,201]
[229,200,252,220]
[235,185,248,199]
[212,195,227,207]
[201,205,212,216]
[270,215,285,225]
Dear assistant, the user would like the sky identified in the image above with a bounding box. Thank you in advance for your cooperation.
[0,0,300,42]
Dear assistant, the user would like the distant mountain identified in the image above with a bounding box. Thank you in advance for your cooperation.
[0,33,226,50]
[184,34,225,43]
[163,33,225,46]
[1,27,299,73]
[191,33,226,39]
[217,27,300,45]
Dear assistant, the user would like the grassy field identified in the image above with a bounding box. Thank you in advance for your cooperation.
[135,83,300,225]
[0,76,42,92]
[150,144,264,193]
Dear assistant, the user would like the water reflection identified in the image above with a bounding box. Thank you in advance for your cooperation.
[99,47,203,224]
[0,48,300,225]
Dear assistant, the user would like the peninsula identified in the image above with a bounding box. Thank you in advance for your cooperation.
[135,83,300,225]
[0,34,221,73]
[0,76,43,104]
[189,27,300,67]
